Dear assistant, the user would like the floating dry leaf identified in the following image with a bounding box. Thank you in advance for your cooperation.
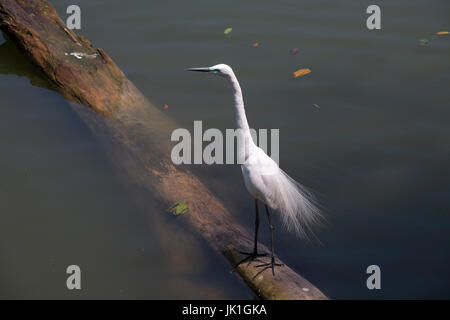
[436,31,449,35]
[313,104,320,109]
[252,42,259,47]
[293,68,312,78]
[290,48,299,55]
[163,104,169,109]
[224,27,232,35]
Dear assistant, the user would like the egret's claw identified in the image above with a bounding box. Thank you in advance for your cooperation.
[234,251,267,269]
[255,257,283,276]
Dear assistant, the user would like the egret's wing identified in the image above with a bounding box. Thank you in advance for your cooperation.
[252,149,282,205]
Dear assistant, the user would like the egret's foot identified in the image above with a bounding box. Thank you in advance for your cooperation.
[234,251,267,269]
[255,257,284,276]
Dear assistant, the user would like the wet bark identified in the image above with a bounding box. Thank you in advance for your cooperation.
[0,0,328,300]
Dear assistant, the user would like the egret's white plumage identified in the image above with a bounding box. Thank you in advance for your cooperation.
[242,146,322,239]
[187,64,322,273]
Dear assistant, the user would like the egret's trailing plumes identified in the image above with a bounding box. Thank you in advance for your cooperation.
[187,64,322,274]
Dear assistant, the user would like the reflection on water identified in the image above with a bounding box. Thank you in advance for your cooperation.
[0,34,53,91]
[1,0,450,299]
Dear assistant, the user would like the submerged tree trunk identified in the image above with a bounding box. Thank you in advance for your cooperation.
[0,0,327,300]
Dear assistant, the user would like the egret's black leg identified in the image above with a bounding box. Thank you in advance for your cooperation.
[255,205,283,276]
[253,198,260,254]
[234,199,266,268]
[266,204,275,263]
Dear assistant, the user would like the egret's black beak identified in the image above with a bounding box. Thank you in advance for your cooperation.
[185,67,211,72]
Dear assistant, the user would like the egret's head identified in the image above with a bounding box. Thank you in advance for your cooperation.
[186,64,234,78]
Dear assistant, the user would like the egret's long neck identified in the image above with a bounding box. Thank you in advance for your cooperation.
[230,74,250,133]
[228,73,255,159]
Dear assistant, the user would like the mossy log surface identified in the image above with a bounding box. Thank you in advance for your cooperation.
[0,0,328,300]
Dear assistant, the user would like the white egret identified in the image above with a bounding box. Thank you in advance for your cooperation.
[186,64,322,275]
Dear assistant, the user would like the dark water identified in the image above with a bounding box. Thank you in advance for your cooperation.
[1,0,449,299]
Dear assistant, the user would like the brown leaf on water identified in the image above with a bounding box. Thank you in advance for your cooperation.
[313,104,320,109]
[436,31,449,35]
[293,68,312,78]
[252,42,259,47]
[163,104,169,109]
[290,48,299,55]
